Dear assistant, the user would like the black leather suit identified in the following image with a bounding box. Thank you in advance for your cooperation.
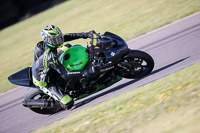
[32,33,90,88]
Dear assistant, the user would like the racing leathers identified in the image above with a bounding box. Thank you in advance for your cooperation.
[32,32,92,109]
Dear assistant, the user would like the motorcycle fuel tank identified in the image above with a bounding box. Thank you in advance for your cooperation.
[60,45,89,71]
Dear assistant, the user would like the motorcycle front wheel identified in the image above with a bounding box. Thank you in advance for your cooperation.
[116,50,154,79]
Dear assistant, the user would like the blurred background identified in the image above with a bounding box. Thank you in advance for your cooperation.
[0,0,66,30]
[0,0,200,132]
[0,0,199,93]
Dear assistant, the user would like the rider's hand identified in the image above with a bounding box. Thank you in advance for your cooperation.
[88,30,96,38]
[82,66,95,78]
[82,65,100,78]
[81,30,96,39]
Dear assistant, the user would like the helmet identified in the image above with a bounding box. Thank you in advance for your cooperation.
[40,25,64,48]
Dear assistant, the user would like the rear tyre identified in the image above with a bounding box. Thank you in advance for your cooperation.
[117,50,154,79]
[24,88,62,115]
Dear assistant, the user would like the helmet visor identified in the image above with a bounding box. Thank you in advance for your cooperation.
[47,33,64,46]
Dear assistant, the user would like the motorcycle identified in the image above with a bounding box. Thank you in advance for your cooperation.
[8,31,154,114]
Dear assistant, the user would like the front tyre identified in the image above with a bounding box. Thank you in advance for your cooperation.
[117,50,154,79]
[24,88,62,115]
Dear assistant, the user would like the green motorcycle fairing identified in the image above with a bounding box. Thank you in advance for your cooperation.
[59,45,89,71]
[59,44,122,101]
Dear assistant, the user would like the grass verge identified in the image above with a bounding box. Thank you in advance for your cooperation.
[0,0,200,93]
[33,62,200,133]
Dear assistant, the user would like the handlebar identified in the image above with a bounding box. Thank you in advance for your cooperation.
[87,33,117,65]
[89,33,116,48]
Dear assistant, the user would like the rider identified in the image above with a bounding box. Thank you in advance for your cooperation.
[32,25,128,110]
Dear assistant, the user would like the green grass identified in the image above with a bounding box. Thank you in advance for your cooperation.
[33,62,200,133]
[0,0,200,93]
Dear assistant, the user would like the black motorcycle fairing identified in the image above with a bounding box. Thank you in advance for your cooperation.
[8,67,35,87]
[103,31,127,46]
[102,45,128,63]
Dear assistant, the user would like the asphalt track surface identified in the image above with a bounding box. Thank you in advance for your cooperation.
[1,12,200,133]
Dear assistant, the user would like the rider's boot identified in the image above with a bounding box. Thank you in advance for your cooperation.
[48,85,74,110]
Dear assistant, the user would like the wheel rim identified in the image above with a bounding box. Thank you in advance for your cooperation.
[128,58,149,74]
[118,58,150,77]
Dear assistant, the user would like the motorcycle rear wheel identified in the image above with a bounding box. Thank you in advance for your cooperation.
[24,88,62,115]
[117,50,154,79]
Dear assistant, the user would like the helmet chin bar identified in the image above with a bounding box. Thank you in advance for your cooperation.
[47,33,64,45]
[47,42,63,48]
[47,43,56,48]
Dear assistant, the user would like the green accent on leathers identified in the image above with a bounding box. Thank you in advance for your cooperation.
[32,76,47,87]
[60,45,89,71]
[47,43,56,48]
[60,95,72,104]
[43,48,50,69]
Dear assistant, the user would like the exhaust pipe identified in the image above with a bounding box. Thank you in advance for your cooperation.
[23,99,54,108]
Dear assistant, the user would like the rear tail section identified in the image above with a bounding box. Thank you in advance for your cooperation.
[8,67,35,87]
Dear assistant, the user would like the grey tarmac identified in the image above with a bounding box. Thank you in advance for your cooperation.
[0,12,200,133]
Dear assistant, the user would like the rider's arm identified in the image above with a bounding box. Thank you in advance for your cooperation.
[48,51,93,80]
[63,32,89,42]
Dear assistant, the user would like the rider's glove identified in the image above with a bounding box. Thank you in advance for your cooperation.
[82,65,100,78]
[87,30,96,38]
[80,30,96,39]
[82,66,95,78]
[81,32,89,39]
